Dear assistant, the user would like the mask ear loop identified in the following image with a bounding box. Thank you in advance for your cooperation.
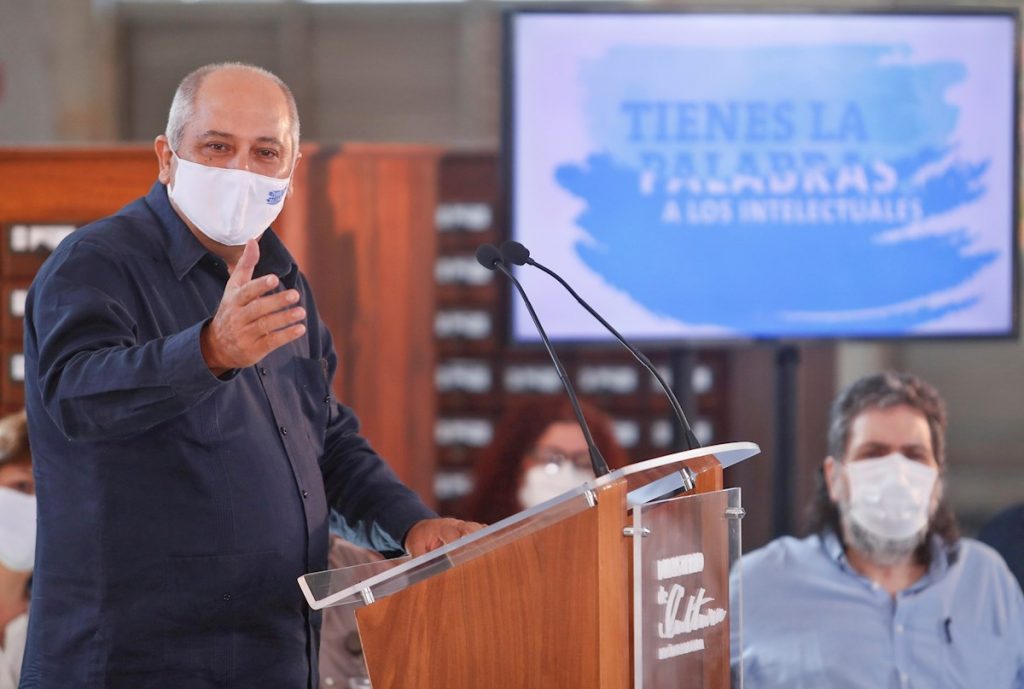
[167,151,187,195]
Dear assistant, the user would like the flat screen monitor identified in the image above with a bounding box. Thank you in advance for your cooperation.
[505,9,1019,343]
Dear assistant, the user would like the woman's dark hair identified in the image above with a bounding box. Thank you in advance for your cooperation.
[466,396,630,524]
[806,371,959,561]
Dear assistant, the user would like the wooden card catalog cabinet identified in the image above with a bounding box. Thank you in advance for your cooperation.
[0,224,75,409]
[0,148,156,416]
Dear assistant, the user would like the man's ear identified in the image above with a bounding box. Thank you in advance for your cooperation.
[155,135,173,186]
[287,152,302,198]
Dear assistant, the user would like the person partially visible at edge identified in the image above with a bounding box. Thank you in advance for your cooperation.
[20,62,480,689]
[731,371,1024,689]
[0,411,33,689]
[465,396,631,525]
[978,502,1024,592]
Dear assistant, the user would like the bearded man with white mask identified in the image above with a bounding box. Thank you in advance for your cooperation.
[730,371,1024,689]
[21,63,480,689]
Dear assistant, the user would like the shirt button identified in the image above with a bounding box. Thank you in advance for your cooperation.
[222,593,232,601]
[895,623,904,633]
[302,490,309,498]
[323,678,335,687]
[260,366,268,376]
[280,426,288,436]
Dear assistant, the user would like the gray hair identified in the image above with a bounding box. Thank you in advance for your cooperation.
[164,62,301,152]
[826,370,947,467]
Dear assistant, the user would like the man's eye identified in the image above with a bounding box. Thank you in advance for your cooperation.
[206,143,228,152]
[257,149,279,158]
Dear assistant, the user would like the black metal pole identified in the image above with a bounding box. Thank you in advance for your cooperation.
[670,348,696,451]
[772,345,801,537]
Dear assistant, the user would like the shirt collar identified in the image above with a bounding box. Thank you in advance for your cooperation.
[820,529,951,591]
[822,529,848,564]
[144,181,296,281]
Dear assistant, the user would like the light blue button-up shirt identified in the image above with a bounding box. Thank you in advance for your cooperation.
[731,532,1024,689]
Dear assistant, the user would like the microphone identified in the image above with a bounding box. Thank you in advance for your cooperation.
[474,244,610,477]
[500,240,701,451]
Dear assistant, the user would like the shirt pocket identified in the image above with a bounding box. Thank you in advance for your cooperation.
[943,626,1018,689]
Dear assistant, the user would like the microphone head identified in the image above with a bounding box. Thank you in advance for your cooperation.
[475,243,503,270]
[499,240,531,266]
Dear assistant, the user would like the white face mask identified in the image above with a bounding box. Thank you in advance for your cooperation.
[517,461,594,509]
[842,452,937,542]
[167,153,291,246]
[0,487,36,572]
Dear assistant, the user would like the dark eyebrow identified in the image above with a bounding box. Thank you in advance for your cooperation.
[254,136,285,148]
[196,131,285,149]
[198,130,235,140]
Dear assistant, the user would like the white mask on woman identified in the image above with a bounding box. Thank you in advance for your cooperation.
[167,153,291,246]
[0,487,36,572]
[842,452,937,542]
[517,461,594,509]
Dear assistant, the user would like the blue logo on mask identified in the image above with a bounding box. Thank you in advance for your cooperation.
[266,189,286,205]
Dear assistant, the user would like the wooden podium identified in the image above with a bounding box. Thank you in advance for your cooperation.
[300,442,758,689]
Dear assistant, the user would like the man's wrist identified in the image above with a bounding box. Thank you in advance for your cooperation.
[199,321,230,377]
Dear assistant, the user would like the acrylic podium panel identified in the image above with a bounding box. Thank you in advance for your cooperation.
[632,489,743,689]
[298,442,758,689]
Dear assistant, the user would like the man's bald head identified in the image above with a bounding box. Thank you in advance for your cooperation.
[164,62,300,153]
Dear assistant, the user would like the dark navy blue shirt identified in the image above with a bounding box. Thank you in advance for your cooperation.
[20,182,436,689]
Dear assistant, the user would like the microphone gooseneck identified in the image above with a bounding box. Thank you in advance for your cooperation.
[475,243,610,478]
[499,239,701,451]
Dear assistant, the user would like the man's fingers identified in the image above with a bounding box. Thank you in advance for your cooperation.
[459,521,486,535]
[239,288,299,321]
[228,274,281,308]
[248,308,306,337]
[403,518,483,557]
[258,323,307,354]
[227,239,260,288]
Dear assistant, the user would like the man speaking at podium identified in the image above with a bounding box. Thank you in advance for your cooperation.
[20,63,478,688]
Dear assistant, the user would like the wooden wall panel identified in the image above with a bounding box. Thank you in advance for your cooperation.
[0,148,156,221]
[277,143,441,502]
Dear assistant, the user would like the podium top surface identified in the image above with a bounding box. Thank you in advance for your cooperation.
[299,441,759,610]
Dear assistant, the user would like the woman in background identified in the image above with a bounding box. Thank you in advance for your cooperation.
[0,409,34,689]
[466,396,630,525]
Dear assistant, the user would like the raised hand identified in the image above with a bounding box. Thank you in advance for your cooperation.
[200,239,307,376]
